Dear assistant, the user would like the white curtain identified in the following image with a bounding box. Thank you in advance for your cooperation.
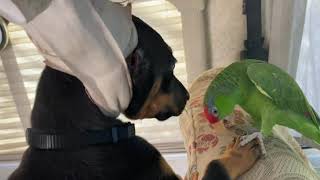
[296,0,320,115]
[264,0,307,77]
[264,0,320,114]
[265,0,319,114]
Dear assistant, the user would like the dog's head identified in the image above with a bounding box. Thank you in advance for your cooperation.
[124,16,189,121]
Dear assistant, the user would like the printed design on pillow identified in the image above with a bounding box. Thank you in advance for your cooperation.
[197,112,208,124]
[189,94,208,124]
[188,141,198,155]
[194,133,219,154]
[189,95,202,108]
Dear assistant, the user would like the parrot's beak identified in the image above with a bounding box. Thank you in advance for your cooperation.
[209,116,220,124]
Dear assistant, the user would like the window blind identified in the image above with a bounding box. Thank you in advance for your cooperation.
[0,0,187,160]
[0,24,43,160]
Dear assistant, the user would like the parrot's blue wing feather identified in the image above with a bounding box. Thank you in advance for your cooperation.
[247,63,320,128]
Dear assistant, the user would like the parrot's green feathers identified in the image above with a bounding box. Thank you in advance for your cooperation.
[204,59,264,119]
[247,63,320,129]
[312,107,320,125]
[204,59,320,144]
[205,60,263,100]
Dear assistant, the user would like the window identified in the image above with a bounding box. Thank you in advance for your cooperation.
[0,0,187,160]
[292,0,320,148]
[0,23,43,160]
[296,0,320,115]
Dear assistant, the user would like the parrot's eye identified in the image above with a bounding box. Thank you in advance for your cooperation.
[211,107,219,116]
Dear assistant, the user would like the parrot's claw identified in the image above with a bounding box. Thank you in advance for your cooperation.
[240,132,266,155]
[223,119,235,129]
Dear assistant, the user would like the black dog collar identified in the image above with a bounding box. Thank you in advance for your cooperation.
[26,123,135,150]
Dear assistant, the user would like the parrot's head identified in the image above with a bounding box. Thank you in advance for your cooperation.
[204,93,240,124]
[204,98,220,124]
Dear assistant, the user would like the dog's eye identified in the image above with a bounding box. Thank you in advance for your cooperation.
[171,63,175,70]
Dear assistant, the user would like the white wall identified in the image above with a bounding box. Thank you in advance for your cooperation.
[207,0,247,68]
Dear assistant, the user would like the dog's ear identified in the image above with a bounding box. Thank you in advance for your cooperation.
[125,47,155,118]
[126,48,142,76]
[126,48,151,85]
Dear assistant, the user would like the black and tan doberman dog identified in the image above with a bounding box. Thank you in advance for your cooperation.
[8,16,259,180]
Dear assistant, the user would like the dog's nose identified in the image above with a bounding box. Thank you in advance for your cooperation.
[156,111,173,121]
[180,85,189,101]
[185,91,190,100]
[175,78,189,101]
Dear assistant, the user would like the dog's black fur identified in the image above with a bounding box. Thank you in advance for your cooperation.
[125,17,189,121]
[202,160,231,180]
[8,16,188,180]
[9,67,180,180]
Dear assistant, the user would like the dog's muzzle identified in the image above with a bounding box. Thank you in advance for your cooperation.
[155,77,189,121]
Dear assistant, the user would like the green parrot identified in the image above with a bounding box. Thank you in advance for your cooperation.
[203,60,320,144]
